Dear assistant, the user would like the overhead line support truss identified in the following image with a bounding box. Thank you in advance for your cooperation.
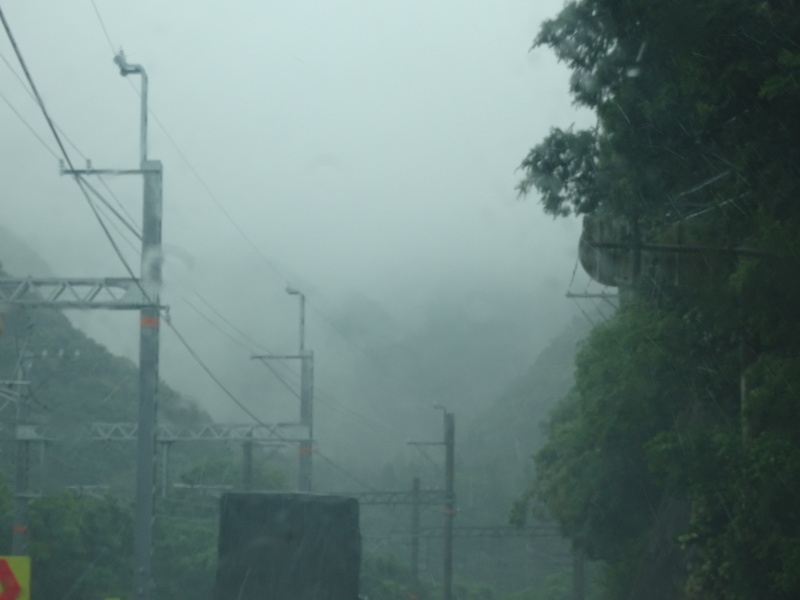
[0,277,162,310]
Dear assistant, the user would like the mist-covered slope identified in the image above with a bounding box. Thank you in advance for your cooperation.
[461,317,592,523]
[0,258,210,492]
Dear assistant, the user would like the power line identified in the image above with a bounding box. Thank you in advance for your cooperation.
[89,0,116,54]
[165,315,375,491]
[162,318,265,425]
[0,5,141,290]
[1,0,284,475]
[5,3,399,495]
[189,290,271,354]
[180,295,258,355]
[0,47,140,235]
[83,1,417,427]
[82,178,142,241]
[178,295,305,402]
[313,448,376,492]
[0,85,58,158]
[84,3,450,419]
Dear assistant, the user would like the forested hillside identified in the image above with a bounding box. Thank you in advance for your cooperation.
[515,1,800,599]
[0,262,288,600]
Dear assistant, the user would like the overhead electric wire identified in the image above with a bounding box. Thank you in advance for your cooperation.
[180,294,305,401]
[189,290,271,354]
[0,85,58,158]
[83,178,142,240]
[180,295,258,356]
[0,47,139,234]
[0,105,139,258]
[312,448,377,491]
[165,319,374,489]
[162,320,267,425]
[2,3,402,492]
[87,3,404,457]
[0,3,273,441]
[89,0,116,54]
[88,4,454,420]
[0,8,140,288]
[179,284,401,441]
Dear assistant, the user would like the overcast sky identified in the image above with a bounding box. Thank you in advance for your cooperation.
[0,1,597,451]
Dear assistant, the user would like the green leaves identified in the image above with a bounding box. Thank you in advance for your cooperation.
[27,492,133,600]
[518,1,800,597]
[517,127,600,217]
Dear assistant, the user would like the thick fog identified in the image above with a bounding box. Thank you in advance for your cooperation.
[1,1,595,457]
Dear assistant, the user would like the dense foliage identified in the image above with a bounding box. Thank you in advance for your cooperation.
[517,1,800,599]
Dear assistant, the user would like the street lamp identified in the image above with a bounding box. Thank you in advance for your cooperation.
[113,50,148,166]
[285,286,312,490]
[112,48,160,600]
[286,286,306,353]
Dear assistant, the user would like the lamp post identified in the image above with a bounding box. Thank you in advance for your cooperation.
[113,49,162,600]
[285,287,305,353]
[286,287,313,491]
[113,51,148,165]
[434,405,455,600]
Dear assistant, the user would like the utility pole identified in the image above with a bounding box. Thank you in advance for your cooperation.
[61,50,162,600]
[160,441,172,499]
[3,348,78,549]
[298,348,314,491]
[242,429,253,491]
[443,411,455,600]
[411,476,421,600]
[0,50,164,600]
[12,354,33,555]
[253,287,314,492]
[408,408,456,600]
[287,287,313,492]
[572,542,585,600]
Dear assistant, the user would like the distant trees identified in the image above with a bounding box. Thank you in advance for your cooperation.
[517,1,800,598]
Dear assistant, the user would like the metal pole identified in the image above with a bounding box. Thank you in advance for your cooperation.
[12,355,32,555]
[298,350,314,491]
[160,442,171,499]
[135,158,162,600]
[139,72,148,165]
[443,412,455,600]
[286,287,312,491]
[113,51,148,165]
[572,543,585,600]
[299,293,305,353]
[411,477,421,600]
[39,440,46,495]
[242,430,253,491]
[113,50,161,600]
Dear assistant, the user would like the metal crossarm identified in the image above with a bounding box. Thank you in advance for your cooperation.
[351,490,447,505]
[87,422,310,443]
[0,277,159,309]
[89,422,139,441]
[400,525,560,539]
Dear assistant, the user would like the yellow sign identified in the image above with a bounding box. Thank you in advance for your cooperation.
[0,556,30,600]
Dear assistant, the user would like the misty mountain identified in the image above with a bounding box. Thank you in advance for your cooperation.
[0,224,53,277]
[317,287,581,458]
[0,256,211,494]
[461,316,592,522]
